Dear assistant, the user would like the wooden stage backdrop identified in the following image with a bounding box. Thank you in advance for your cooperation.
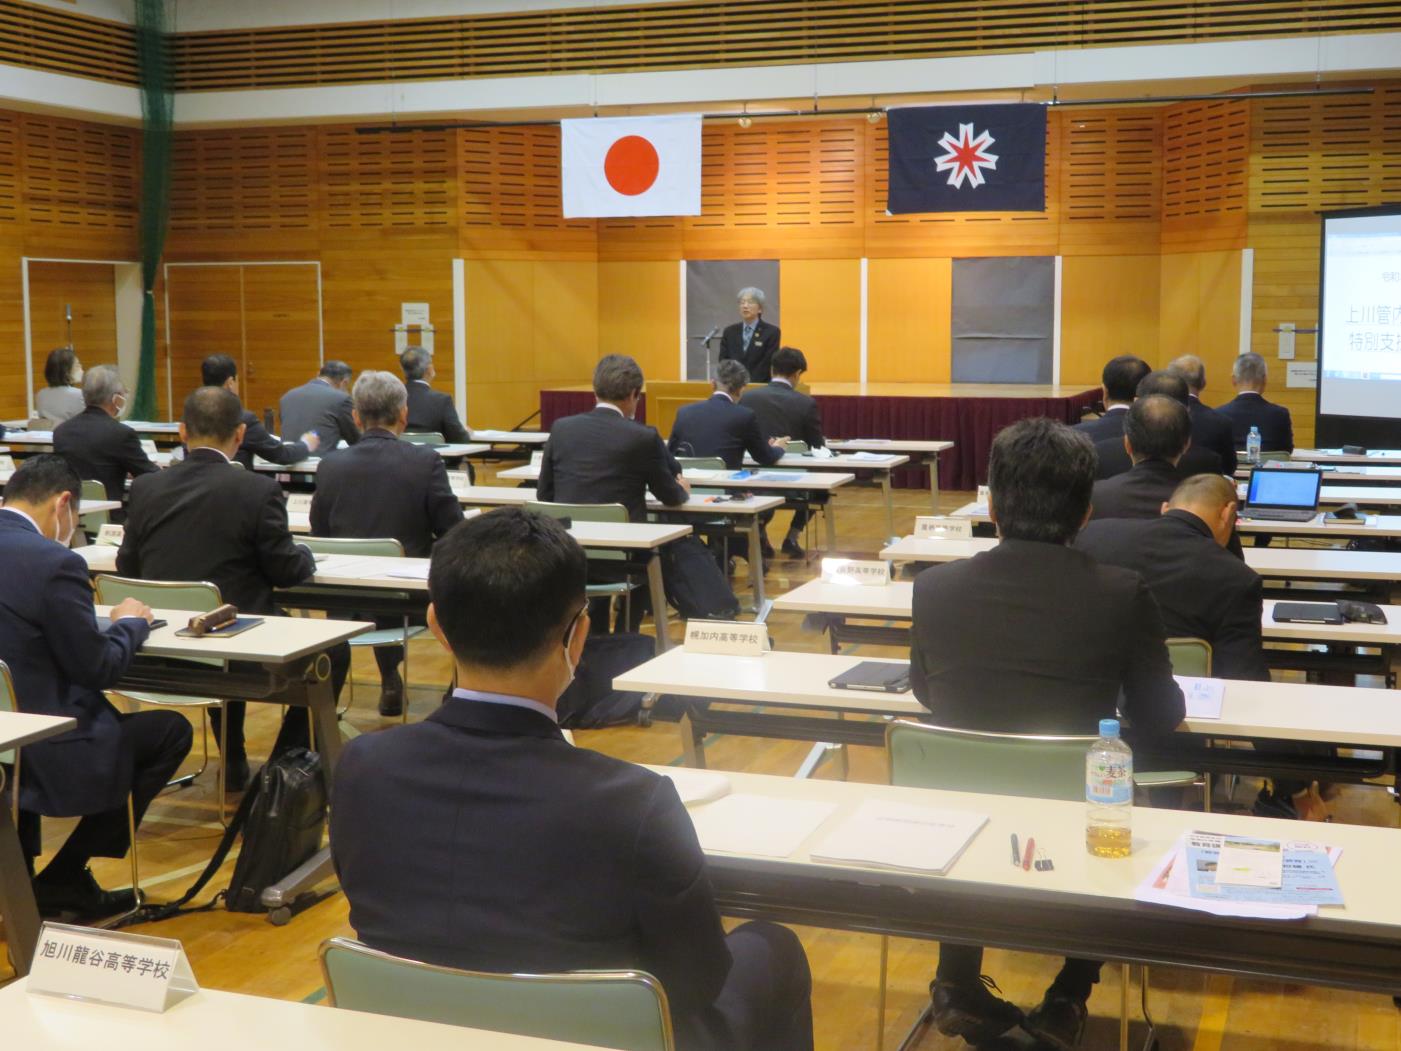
[1,82,1399,447]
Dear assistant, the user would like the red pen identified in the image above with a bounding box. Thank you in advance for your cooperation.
[1022,837,1035,871]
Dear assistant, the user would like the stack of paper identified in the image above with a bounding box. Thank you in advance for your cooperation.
[660,768,732,807]
[688,794,838,858]
[810,800,988,875]
[849,451,896,462]
[384,563,431,581]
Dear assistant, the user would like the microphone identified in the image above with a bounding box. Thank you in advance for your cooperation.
[703,326,719,347]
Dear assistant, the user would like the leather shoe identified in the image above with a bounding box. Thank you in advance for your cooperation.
[33,868,137,921]
[378,683,405,718]
[1024,989,1088,1051]
[224,756,251,793]
[781,537,806,559]
[760,536,775,560]
[930,977,1023,1043]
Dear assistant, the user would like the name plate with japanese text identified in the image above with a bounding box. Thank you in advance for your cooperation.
[28,922,198,1013]
[684,620,768,656]
[447,470,472,495]
[95,524,125,547]
[821,558,893,587]
[914,516,972,540]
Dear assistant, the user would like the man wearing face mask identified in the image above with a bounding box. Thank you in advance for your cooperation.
[0,455,192,921]
[53,364,159,507]
[330,509,813,1051]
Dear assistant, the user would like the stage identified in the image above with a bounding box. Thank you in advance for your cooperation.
[539,382,1100,491]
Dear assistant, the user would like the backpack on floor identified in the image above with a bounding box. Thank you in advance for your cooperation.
[661,536,740,620]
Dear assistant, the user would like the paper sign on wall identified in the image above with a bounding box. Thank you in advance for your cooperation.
[28,921,198,1013]
[1286,361,1318,389]
[285,493,313,515]
[914,516,972,540]
[684,619,768,656]
[821,558,893,586]
[95,523,125,547]
[401,302,431,327]
[1277,322,1296,360]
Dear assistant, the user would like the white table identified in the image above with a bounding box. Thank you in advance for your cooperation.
[470,429,549,446]
[253,444,491,473]
[0,980,625,1050]
[0,493,121,517]
[1295,447,1401,466]
[950,500,1401,540]
[827,438,955,511]
[0,711,77,976]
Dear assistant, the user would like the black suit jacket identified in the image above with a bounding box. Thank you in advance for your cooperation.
[1072,405,1129,443]
[1215,392,1294,453]
[279,378,359,449]
[910,539,1184,738]
[668,394,783,470]
[1187,397,1238,475]
[718,318,781,383]
[53,405,159,501]
[235,408,309,469]
[737,381,824,451]
[118,448,315,614]
[405,381,471,445]
[538,407,687,523]
[1076,511,1269,681]
[1093,436,1222,482]
[330,698,737,1050]
[0,510,150,816]
[1090,458,1185,522]
[311,430,463,558]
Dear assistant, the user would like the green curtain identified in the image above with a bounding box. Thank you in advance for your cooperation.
[131,0,172,420]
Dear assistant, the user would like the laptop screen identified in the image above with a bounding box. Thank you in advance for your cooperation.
[1246,469,1322,509]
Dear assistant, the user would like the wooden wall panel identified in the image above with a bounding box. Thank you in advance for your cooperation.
[1059,256,1161,388]
[1244,216,1320,447]
[597,262,679,382]
[0,243,24,420]
[1158,250,1242,407]
[241,265,322,419]
[465,259,548,430]
[165,265,243,412]
[321,127,456,232]
[1161,99,1248,252]
[19,115,138,252]
[866,258,951,383]
[27,260,117,373]
[171,128,318,237]
[779,258,861,383]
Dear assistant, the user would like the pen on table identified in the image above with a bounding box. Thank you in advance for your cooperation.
[1022,837,1036,872]
[1010,833,1020,866]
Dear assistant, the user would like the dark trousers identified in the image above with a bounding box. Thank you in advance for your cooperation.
[937,942,1101,1002]
[212,643,350,762]
[19,710,192,870]
[759,506,809,541]
[684,921,813,1051]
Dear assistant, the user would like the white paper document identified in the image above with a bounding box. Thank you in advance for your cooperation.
[848,451,896,462]
[1174,676,1225,720]
[688,794,838,858]
[383,563,431,581]
[1214,836,1284,888]
[811,800,988,875]
[660,768,732,807]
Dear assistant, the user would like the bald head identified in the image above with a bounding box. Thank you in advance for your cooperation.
[1167,472,1238,547]
[1169,355,1206,395]
[1124,394,1191,465]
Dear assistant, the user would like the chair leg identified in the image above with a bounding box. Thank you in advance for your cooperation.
[163,705,209,790]
[876,935,889,1051]
[96,797,144,929]
[400,623,411,725]
[215,703,228,828]
[1120,963,1131,1051]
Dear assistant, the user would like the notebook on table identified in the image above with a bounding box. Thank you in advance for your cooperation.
[1242,468,1322,523]
[1272,601,1344,625]
[829,661,911,693]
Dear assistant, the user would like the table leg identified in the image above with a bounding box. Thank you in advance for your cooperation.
[927,453,941,513]
[824,498,838,551]
[646,553,671,654]
[0,800,40,976]
[880,471,895,541]
[748,517,766,611]
[678,710,707,769]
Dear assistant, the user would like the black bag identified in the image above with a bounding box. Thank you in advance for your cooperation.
[661,536,740,620]
[226,748,327,912]
[556,632,656,728]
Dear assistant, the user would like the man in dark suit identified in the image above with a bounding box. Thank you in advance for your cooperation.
[311,370,463,716]
[52,364,159,503]
[400,346,471,445]
[201,354,320,469]
[911,418,1184,1051]
[118,386,323,791]
[1072,354,1149,442]
[738,347,824,558]
[279,360,359,450]
[718,287,781,384]
[1090,395,1194,522]
[0,455,190,920]
[1093,370,1222,481]
[1168,355,1238,475]
[330,508,813,1051]
[668,360,786,470]
[1216,351,1294,452]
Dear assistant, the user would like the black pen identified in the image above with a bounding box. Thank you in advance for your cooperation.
[1010,833,1020,866]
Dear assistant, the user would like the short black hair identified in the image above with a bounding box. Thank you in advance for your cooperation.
[1124,394,1191,462]
[1101,355,1150,402]
[1136,369,1190,405]
[183,385,244,442]
[714,359,749,394]
[771,347,807,376]
[201,353,238,387]
[319,360,353,383]
[988,418,1095,545]
[6,453,80,505]
[429,508,587,669]
[43,347,77,388]
[593,354,644,402]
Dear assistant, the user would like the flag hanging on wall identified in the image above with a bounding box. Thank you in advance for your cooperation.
[561,114,702,218]
[886,104,1047,215]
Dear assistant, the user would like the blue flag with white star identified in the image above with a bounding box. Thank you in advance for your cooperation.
[887,104,1047,214]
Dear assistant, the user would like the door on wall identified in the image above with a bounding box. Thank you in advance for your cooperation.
[28,260,118,397]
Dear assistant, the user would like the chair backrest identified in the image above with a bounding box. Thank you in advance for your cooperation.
[79,478,110,528]
[675,456,726,471]
[319,937,674,1051]
[299,536,405,558]
[526,501,629,561]
[1258,450,1291,463]
[886,720,1094,802]
[1166,637,1212,677]
[0,659,17,767]
[93,576,224,669]
[402,431,445,446]
[785,440,809,455]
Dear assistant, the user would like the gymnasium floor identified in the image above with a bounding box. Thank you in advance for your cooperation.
[3,464,1398,1049]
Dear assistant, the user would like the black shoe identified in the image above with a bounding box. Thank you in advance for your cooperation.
[378,684,404,718]
[930,976,1024,1043]
[1024,990,1088,1051]
[33,867,137,921]
[1252,786,1297,819]
[781,537,805,559]
[760,537,775,560]
[224,756,251,793]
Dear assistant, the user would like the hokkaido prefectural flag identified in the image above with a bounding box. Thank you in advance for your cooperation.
[561,114,702,219]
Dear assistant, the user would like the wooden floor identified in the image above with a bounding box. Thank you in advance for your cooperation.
[4,464,1400,1050]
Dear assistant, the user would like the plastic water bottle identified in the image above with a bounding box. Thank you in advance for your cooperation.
[1086,718,1133,858]
[1247,426,1262,465]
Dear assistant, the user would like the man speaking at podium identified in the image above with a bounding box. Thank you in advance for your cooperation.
[718,287,781,384]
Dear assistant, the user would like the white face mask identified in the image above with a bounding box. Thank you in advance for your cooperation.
[52,500,76,547]
[562,609,584,686]
[113,393,127,415]
[72,364,84,385]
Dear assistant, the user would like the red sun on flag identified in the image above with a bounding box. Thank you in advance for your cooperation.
[604,135,660,196]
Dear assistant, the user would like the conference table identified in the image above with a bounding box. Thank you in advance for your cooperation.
[0,487,122,519]
[0,710,78,976]
[826,438,955,511]
[735,451,909,539]
[951,500,1401,540]
[252,444,491,474]
[1295,447,1401,466]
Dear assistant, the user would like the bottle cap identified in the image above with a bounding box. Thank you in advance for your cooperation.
[1098,718,1120,738]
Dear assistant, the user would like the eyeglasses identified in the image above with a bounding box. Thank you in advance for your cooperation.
[562,604,587,645]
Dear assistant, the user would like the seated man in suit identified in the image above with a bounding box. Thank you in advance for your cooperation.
[1073,354,1150,442]
[53,364,159,503]
[400,346,471,445]
[1090,395,1193,522]
[1093,370,1222,481]
[202,353,320,469]
[311,370,463,717]
[0,455,191,920]
[118,386,325,791]
[668,359,787,470]
[1216,351,1294,453]
[718,286,781,384]
[738,347,825,558]
[911,418,1184,1050]
[279,360,359,450]
[1167,354,1238,475]
[330,508,813,1051]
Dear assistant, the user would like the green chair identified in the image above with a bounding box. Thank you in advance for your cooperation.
[79,479,111,533]
[784,440,809,455]
[92,575,231,823]
[675,456,726,472]
[1166,637,1212,677]
[292,536,428,722]
[526,501,639,627]
[318,937,675,1051]
[402,431,445,446]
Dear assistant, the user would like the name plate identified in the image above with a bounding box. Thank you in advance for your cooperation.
[914,516,972,540]
[139,439,159,456]
[285,492,313,515]
[95,523,125,547]
[447,470,472,495]
[684,619,768,656]
[530,450,544,468]
[29,921,198,1013]
[977,485,991,506]
[821,558,893,586]
[0,453,14,471]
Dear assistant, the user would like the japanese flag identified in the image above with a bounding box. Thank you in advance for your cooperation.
[561,115,702,218]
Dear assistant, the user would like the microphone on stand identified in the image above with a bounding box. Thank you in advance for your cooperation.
[687,326,723,381]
